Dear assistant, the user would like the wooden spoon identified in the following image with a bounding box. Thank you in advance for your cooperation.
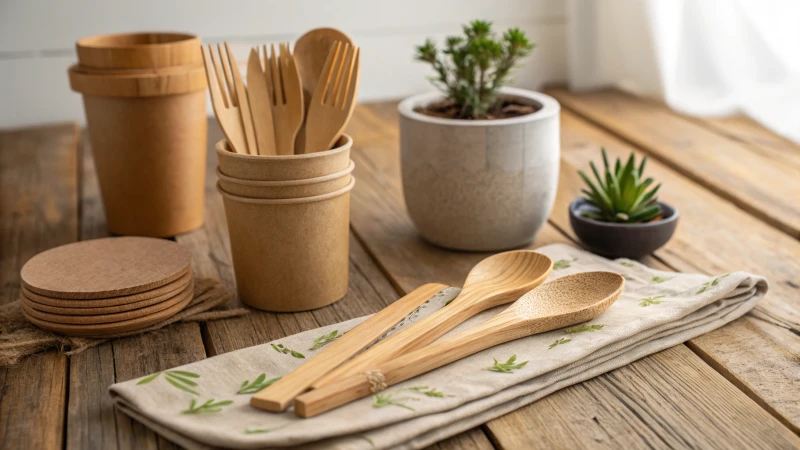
[293,28,353,154]
[295,271,625,417]
[309,251,553,389]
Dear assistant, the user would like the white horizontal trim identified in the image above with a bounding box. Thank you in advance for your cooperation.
[0,0,565,53]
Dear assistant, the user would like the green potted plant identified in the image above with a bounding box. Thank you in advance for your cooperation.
[570,148,679,258]
[399,20,560,251]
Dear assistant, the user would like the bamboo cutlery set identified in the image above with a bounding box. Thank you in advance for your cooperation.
[205,29,360,312]
[248,250,624,417]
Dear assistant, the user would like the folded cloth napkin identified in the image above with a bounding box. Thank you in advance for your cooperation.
[109,244,768,450]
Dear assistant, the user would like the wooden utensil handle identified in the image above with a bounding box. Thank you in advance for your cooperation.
[295,309,525,417]
[309,291,483,388]
[250,283,447,412]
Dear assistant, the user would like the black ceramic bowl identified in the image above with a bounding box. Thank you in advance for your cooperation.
[569,199,679,259]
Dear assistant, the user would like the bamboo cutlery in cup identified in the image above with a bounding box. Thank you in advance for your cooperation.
[202,29,360,312]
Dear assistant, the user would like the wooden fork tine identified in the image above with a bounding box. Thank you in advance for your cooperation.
[202,45,228,108]
[343,47,361,110]
[314,41,341,106]
[334,44,355,109]
[224,42,257,155]
[282,42,304,110]
[326,43,347,106]
[269,44,283,105]
[217,43,237,106]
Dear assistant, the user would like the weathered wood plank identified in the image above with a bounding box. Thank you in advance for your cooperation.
[486,345,800,449]
[345,103,800,448]
[553,109,800,433]
[546,87,800,239]
[175,122,494,450]
[67,130,207,450]
[0,124,77,450]
[694,115,800,168]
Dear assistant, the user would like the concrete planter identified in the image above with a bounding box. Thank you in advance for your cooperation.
[399,88,560,251]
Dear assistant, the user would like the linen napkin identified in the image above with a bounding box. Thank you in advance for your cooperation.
[109,244,768,450]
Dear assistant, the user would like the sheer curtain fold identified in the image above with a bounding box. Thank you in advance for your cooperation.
[567,0,800,143]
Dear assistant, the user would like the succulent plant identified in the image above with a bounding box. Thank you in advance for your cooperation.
[415,20,535,119]
[578,148,662,223]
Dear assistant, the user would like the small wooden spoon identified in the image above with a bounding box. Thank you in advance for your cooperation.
[310,251,553,389]
[295,271,624,417]
[292,28,353,154]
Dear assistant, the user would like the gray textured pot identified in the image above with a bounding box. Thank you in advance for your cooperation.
[399,88,560,251]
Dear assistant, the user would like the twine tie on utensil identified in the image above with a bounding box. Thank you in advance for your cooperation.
[363,369,387,393]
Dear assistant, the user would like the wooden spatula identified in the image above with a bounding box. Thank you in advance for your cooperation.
[301,41,360,154]
[294,271,625,417]
[246,48,277,155]
[250,283,448,412]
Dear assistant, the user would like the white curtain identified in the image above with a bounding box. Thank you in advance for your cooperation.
[567,0,800,143]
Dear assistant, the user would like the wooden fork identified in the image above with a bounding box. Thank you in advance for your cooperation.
[301,41,360,154]
[263,43,304,155]
[201,43,257,155]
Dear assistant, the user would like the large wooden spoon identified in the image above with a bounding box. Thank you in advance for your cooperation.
[309,251,553,389]
[295,271,624,417]
[293,28,353,154]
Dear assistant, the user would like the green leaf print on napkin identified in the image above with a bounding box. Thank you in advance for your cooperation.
[553,258,577,270]
[407,386,450,398]
[309,330,341,351]
[639,295,666,307]
[696,274,730,294]
[548,338,572,349]
[372,391,417,411]
[271,343,305,359]
[565,324,604,333]
[244,424,289,434]
[237,374,281,395]
[650,276,671,284]
[136,370,201,396]
[485,355,528,373]
[181,398,233,414]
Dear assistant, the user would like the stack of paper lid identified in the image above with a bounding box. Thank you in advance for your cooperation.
[20,237,193,337]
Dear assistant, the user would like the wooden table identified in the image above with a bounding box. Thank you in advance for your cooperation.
[1,88,799,449]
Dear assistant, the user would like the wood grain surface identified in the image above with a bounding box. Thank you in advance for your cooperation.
[2,94,799,449]
[0,124,77,450]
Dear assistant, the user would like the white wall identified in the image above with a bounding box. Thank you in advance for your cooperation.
[0,0,567,128]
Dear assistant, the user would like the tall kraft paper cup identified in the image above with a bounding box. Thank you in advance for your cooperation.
[69,64,207,237]
[218,178,355,311]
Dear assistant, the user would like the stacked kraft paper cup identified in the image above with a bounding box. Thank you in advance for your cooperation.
[215,136,355,312]
[68,32,208,237]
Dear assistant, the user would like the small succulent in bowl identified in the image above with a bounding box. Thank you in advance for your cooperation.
[570,148,678,259]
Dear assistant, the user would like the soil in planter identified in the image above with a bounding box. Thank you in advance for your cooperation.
[415,96,540,120]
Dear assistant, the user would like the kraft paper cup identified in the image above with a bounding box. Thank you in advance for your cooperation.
[215,135,352,181]
[76,32,202,70]
[216,160,354,199]
[219,177,355,311]
[70,67,207,237]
